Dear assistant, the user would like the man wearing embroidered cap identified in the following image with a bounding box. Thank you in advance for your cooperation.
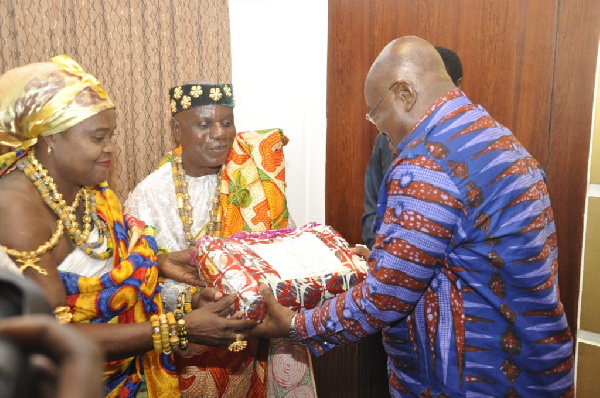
[125,81,316,397]
[0,58,255,397]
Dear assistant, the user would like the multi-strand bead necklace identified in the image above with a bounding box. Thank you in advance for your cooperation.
[171,154,223,248]
[1,150,114,275]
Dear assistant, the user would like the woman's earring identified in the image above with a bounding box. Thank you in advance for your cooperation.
[47,145,52,155]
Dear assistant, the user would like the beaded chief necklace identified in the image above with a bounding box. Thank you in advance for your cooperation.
[6,151,114,273]
[171,154,223,248]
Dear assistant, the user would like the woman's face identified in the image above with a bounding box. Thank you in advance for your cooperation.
[172,104,236,177]
[49,109,116,188]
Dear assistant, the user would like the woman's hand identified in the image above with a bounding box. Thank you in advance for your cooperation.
[184,295,256,349]
[157,249,204,286]
[250,284,296,339]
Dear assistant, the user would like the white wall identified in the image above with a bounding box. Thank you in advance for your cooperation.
[229,0,327,226]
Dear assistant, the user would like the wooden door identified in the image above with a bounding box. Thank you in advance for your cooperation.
[317,0,600,396]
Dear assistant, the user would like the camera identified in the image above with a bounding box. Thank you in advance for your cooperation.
[0,272,52,398]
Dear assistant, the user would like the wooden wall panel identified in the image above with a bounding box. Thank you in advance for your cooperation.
[326,0,561,245]
[322,0,599,396]
[546,0,600,335]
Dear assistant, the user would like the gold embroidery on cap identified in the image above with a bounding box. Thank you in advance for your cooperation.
[180,95,191,110]
[190,85,202,98]
[209,87,222,101]
[173,86,183,99]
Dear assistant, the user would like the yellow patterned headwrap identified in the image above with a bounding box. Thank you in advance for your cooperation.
[0,55,115,152]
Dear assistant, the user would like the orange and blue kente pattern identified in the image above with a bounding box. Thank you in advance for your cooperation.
[60,184,178,398]
[296,89,574,397]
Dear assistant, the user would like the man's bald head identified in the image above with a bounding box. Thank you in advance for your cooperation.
[366,36,453,101]
[364,36,456,144]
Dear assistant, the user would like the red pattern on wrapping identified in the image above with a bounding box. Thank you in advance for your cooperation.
[197,224,368,320]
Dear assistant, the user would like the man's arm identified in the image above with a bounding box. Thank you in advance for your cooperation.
[299,155,464,355]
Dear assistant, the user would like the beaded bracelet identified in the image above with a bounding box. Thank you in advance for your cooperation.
[159,314,171,354]
[166,312,179,352]
[150,315,162,353]
[174,309,189,350]
[184,286,198,314]
[53,306,73,324]
[290,314,300,342]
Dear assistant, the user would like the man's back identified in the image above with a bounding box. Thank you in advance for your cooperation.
[373,90,573,396]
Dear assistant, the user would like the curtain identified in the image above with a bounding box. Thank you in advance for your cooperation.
[0,0,232,200]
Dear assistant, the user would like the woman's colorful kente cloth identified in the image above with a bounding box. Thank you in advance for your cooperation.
[0,152,178,397]
[135,128,316,397]
[296,90,574,397]
[0,56,178,397]
[64,183,179,398]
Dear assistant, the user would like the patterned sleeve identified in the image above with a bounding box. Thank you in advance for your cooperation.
[297,155,465,355]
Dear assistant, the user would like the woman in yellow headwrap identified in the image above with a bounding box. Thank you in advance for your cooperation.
[0,56,255,398]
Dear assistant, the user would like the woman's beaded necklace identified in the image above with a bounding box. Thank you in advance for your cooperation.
[171,154,223,248]
[12,151,114,265]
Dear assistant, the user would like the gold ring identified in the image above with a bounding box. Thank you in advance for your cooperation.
[228,333,247,352]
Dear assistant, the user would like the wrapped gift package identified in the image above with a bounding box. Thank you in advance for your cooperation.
[195,223,369,321]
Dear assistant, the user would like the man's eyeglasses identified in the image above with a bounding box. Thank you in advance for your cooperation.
[365,81,399,125]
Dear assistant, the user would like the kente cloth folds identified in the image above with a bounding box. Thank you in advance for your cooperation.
[157,128,316,398]
[0,55,114,168]
[60,182,179,398]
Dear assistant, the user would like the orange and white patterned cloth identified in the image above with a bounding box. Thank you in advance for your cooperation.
[148,128,316,397]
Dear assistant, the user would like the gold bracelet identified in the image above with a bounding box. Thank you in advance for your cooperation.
[53,305,72,324]
[166,312,179,351]
[184,286,198,314]
[150,314,162,353]
[159,314,171,354]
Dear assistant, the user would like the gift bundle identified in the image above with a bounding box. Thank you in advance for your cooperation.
[195,223,369,321]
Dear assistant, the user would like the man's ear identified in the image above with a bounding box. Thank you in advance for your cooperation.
[455,77,463,90]
[394,81,417,112]
[170,117,181,146]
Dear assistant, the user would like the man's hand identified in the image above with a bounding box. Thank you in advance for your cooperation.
[351,244,371,260]
[192,287,223,309]
[158,249,204,286]
[184,295,256,349]
[249,284,296,339]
